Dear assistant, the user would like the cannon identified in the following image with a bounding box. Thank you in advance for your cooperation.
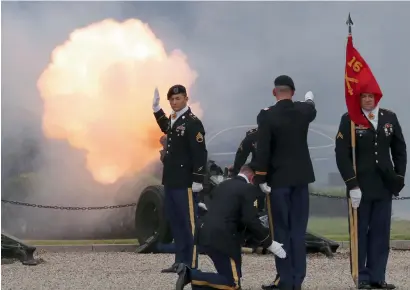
[134,160,340,257]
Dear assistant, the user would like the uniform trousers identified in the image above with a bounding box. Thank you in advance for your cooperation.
[348,197,392,283]
[269,185,309,288]
[190,246,242,290]
[256,189,266,212]
[164,187,199,268]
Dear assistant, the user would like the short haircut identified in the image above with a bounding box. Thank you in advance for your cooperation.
[275,85,293,93]
[240,164,254,175]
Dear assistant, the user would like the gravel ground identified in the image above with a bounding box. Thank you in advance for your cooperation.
[2,250,410,290]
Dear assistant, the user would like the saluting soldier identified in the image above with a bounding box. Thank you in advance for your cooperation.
[231,126,266,212]
[152,85,208,273]
[335,91,406,289]
[254,75,317,290]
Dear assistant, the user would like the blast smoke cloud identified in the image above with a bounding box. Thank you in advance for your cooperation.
[38,18,199,184]
[2,2,410,238]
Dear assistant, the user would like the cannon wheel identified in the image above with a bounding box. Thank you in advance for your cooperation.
[135,185,173,248]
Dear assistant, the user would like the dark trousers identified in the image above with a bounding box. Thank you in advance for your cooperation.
[190,246,242,290]
[351,198,392,283]
[164,187,199,268]
[269,185,309,288]
[256,192,266,212]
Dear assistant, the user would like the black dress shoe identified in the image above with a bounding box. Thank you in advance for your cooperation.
[261,282,279,289]
[358,281,373,289]
[175,264,189,290]
[370,282,396,289]
[262,275,280,289]
[161,263,178,273]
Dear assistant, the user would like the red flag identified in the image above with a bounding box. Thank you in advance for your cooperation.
[345,34,383,128]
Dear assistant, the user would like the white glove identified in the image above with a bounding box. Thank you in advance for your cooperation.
[198,202,208,211]
[349,188,362,209]
[305,91,314,101]
[152,87,161,112]
[192,182,203,193]
[259,183,271,194]
[267,241,286,259]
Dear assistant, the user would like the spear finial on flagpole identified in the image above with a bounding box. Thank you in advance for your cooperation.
[346,13,354,35]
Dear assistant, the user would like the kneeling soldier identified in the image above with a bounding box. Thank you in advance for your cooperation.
[175,164,286,290]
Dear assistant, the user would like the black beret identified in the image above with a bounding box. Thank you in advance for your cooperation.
[167,84,187,99]
[274,75,295,91]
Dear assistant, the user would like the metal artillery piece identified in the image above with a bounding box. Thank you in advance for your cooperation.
[1,231,39,265]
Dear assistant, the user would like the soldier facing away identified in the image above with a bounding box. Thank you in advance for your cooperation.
[254,75,317,290]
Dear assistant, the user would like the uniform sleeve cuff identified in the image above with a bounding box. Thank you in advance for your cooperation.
[192,173,205,184]
[253,175,266,186]
[345,176,359,190]
[153,109,164,119]
[261,234,272,249]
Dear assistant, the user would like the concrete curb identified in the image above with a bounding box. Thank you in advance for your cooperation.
[33,240,410,253]
[336,240,410,250]
[36,244,138,253]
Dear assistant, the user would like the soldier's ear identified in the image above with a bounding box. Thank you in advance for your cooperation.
[272,88,276,96]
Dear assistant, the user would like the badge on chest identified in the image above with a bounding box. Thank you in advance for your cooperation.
[176,124,186,136]
[383,123,393,137]
[355,125,368,137]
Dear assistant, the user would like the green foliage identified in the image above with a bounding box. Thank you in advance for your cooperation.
[309,185,345,197]
[308,217,410,240]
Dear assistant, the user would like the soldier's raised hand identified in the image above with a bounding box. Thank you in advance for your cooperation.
[305,91,314,102]
[152,87,161,112]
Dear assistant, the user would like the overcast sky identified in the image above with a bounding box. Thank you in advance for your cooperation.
[2,2,410,194]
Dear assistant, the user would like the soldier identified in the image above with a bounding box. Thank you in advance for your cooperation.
[174,164,286,290]
[254,75,316,290]
[231,126,266,212]
[335,92,406,289]
[152,85,208,273]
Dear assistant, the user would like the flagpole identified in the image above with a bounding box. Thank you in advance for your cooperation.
[346,12,359,289]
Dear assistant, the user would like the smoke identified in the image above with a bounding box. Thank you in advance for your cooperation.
[2,1,410,238]
[38,18,199,184]
[1,3,202,239]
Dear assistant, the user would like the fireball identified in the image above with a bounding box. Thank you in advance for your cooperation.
[37,18,201,184]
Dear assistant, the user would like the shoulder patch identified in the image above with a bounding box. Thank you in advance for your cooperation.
[263,107,270,111]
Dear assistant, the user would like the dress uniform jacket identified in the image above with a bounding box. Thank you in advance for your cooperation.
[154,108,208,188]
[253,99,317,188]
[232,128,258,175]
[197,176,272,261]
[335,109,407,199]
